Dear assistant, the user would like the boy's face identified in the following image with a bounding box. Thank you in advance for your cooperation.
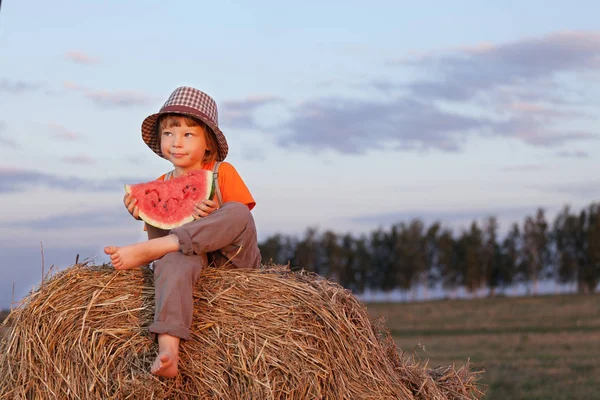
[159,118,210,171]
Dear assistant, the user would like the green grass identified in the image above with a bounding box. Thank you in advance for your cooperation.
[366,293,600,400]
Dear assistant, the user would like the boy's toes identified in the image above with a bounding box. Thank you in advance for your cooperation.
[104,246,118,255]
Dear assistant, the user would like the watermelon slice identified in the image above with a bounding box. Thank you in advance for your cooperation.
[125,170,214,230]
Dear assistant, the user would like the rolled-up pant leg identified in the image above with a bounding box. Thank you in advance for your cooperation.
[170,201,261,270]
[148,251,204,340]
[149,202,261,340]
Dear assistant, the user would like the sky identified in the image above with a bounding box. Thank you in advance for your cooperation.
[1,1,599,308]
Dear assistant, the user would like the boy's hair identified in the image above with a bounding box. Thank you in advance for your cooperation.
[156,114,219,164]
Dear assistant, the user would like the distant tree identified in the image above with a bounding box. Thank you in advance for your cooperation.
[553,206,583,290]
[369,228,395,291]
[499,223,521,291]
[585,203,600,293]
[522,208,549,295]
[392,220,427,300]
[581,204,600,293]
[259,233,295,266]
[574,208,597,293]
[256,201,599,297]
[552,205,600,293]
[390,223,409,292]
[338,233,356,290]
[423,222,442,299]
[281,235,297,266]
[353,235,371,293]
[481,216,502,296]
[321,230,342,282]
[438,228,460,296]
[335,233,370,292]
[293,228,321,273]
[462,221,484,296]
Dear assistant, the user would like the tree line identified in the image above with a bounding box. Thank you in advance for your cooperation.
[259,202,600,297]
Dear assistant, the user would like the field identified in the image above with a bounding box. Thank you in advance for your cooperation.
[2,294,599,399]
[366,293,600,400]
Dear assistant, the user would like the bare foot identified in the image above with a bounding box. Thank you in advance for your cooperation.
[104,234,179,270]
[151,334,180,378]
[151,352,178,378]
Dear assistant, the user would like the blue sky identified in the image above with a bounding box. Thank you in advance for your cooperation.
[1,1,599,308]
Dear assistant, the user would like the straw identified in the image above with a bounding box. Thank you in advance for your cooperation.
[0,263,485,399]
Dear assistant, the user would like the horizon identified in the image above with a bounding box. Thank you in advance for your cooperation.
[1,1,599,308]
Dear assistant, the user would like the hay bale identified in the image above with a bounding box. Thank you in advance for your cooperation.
[0,264,484,399]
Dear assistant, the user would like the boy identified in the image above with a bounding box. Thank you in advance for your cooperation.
[104,86,261,378]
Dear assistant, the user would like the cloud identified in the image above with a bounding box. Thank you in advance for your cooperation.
[277,97,488,154]
[502,164,545,172]
[273,31,600,155]
[0,168,145,194]
[61,155,97,165]
[48,123,83,141]
[63,82,155,109]
[0,79,45,94]
[239,145,267,161]
[0,136,19,149]
[530,181,600,198]
[9,208,129,230]
[399,32,600,145]
[275,93,597,153]
[490,118,597,147]
[84,90,154,108]
[0,122,20,149]
[62,81,86,91]
[64,51,101,65]
[556,150,590,158]
[371,80,405,95]
[126,154,145,164]
[221,96,283,129]
[396,31,600,100]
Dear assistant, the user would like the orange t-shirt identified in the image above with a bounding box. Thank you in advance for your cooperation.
[157,161,256,210]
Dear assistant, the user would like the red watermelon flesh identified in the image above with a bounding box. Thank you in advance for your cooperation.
[125,170,214,230]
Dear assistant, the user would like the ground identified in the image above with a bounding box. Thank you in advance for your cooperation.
[366,293,600,400]
[2,293,599,399]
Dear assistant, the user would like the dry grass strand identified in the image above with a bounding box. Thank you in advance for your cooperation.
[0,264,485,399]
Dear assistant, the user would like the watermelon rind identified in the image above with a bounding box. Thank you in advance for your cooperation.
[125,171,215,230]
[140,212,195,231]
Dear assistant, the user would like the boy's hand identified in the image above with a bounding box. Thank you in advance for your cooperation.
[193,199,219,219]
[123,193,141,220]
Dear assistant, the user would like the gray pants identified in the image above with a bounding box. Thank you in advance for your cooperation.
[146,202,261,340]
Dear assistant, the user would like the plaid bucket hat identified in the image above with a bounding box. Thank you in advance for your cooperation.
[141,86,229,161]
